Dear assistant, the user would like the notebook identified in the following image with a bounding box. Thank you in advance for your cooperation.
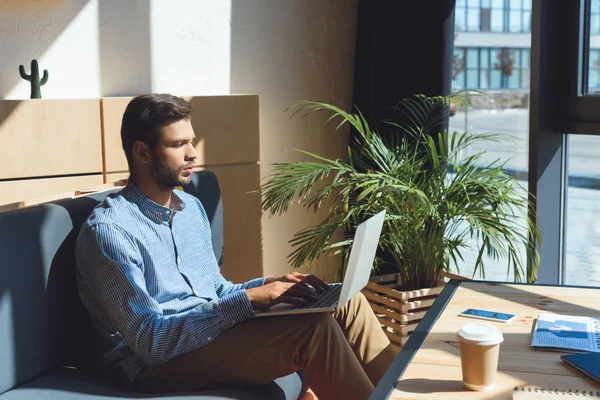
[561,353,600,384]
[513,386,600,399]
[531,313,600,353]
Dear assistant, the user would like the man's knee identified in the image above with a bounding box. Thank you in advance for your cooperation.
[353,291,369,306]
[307,311,339,329]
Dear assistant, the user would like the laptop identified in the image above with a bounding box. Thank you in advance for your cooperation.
[255,210,386,317]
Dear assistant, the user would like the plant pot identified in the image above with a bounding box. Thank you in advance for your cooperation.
[361,271,469,350]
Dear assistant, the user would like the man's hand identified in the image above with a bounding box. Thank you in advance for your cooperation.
[264,271,329,293]
[246,281,319,310]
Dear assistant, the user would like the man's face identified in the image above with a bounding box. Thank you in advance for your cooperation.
[150,119,198,190]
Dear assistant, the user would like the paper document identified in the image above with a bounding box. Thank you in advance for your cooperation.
[531,313,600,353]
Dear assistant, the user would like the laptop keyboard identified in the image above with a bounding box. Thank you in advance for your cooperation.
[292,283,342,310]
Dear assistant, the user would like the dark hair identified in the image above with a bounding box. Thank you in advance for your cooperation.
[120,93,191,170]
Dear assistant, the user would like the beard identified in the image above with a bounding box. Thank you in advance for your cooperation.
[150,156,188,190]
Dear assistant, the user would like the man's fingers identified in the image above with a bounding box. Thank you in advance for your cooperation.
[284,287,317,301]
[305,274,329,292]
[292,282,317,296]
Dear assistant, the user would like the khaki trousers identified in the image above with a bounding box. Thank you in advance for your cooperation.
[134,292,397,400]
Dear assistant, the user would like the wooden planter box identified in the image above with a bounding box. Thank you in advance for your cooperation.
[361,271,469,351]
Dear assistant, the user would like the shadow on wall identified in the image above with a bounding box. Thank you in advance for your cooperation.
[228,0,358,281]
[0,0,89,98]
[98,0,152,96]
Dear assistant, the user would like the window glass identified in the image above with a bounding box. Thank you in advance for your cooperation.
[480,69,490,88]
[467,48,479,66]
[523,11,531,32]
[585,2,600,94]
[467,8,481,31]
[508,71,520,88]
[456,9,466,31]
[466,69,479,88]
[512,49,520,67]
[522,49,530,67]
[591,0,600,35]
[509,10,522,32]
[481,49,489,67]
[521,68,530,88]
[491,69,502,88]
[491,9,505,32]
[453,71,466,90]
[509,0,521,9]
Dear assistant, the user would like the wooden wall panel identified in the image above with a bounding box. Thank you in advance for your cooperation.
[195,164,262,284]
[187,96,260,166]
[101,95,260,174]
[0,175,103,209]
[101,97,131,173]
[0,100,102,179]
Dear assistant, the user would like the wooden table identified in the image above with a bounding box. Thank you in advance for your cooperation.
[371,280,600,400]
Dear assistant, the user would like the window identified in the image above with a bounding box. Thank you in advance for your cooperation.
[467,0,482,31]
[521,49,530,88]
[464,0,532,33]
[586,0,600,95]
[490,0,505,32]
[562,1,600,287]
[452,47,467,90]
[591,0,600,35]
[456,0,483,32]
[466,48,479,88]
[564,135,600,287]
[452,47,530,90]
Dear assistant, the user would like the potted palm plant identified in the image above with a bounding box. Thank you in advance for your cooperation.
[260,93,541,346]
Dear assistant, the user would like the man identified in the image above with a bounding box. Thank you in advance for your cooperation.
[75,93,396,399]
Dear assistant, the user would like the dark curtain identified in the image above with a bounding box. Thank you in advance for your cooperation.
[352,0,456,133]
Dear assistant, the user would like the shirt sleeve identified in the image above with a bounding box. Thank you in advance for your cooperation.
[214,274,266,298]
[76,222,255,366]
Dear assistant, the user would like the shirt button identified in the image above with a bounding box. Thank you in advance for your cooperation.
[177,257,181,264]
[207,337,212,341]
[165,210,171,215]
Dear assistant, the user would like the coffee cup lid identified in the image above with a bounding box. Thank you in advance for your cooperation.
[457,322,504,345]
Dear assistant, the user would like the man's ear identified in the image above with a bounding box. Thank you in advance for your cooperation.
[132,141,152,165]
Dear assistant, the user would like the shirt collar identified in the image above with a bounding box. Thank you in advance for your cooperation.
[121,181,186,223]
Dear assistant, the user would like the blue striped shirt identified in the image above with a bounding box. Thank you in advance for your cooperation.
[75,182,265,383]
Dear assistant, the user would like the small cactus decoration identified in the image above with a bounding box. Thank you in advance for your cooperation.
[19,59,49,99]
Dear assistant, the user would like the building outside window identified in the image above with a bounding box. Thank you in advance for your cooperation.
[591,0,600,35]
[456,0,532,34]
[455,0,482,32]
[452,47,530,90]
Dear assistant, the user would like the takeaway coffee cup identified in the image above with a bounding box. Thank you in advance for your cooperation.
[456,322,504,391]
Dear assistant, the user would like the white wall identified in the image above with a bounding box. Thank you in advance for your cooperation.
[150,0,231,95]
